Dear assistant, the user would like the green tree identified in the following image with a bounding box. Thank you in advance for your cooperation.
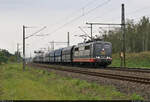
[101,16,150,53]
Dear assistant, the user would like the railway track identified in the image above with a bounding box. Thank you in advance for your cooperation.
[69,65,150,73]
[39,63,150,73]
[30,63,150,85]
[37,63,150,73]
[105,67,150,73]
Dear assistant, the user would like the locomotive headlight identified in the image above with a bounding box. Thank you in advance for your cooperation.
[107,56,110,59]
[107,57,112,59]
[96,56,100,59]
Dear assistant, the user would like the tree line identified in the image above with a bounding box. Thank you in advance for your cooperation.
[0,49,21,64]
[102,16,150,53]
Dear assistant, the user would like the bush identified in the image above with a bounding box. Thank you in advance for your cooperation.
[9,56,17,62]
[0,55,8,64]
[111,51,150,67]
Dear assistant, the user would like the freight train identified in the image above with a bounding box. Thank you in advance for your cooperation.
[33,40,112,67]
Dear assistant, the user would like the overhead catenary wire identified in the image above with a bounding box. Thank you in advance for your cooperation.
[89,4,150,25]
[129,14,150,22]
[43,0,111,51]
[35,33,51,37]
[46,0,111,36]
[48,0,99,30]
[105,6,150,23]
[42,0,111,50]
[127,5,150,15]
[112,12,150,23]
[39,0,111,50]
[25,26,47,39]
[39,0,102,48]
[78,26,92,39]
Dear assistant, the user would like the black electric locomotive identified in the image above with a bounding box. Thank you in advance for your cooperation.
[72,41,112,66]
[33,40,112,67]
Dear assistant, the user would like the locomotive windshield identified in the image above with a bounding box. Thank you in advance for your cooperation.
[95,43,102,52]
[94,43,102,57]
[103,43,112,56]
[94,42,112,57]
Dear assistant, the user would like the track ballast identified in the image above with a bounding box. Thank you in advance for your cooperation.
[29,63,150,85]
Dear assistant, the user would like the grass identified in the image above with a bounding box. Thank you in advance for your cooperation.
[110,51,150,68]
[0,63,144,100]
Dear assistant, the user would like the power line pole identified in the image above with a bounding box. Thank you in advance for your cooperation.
[121,4,126,67]
[86,23,122,40]
[49,33,70,49]
[68,32,70,47]
[86,23,93,40]
[90,24,93,40]
[86,22,121,43]
[86,4,126,68]
[78,26,92,40]
[17,43,19,63]
[49,41,55,51]
[49,41,69,48]
[48,46,50,52]
[22,25,46,71]
[23,25,25,71]
[30,52,32,62]
[53,41,54,50]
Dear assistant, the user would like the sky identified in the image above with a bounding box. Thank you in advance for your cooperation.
[1,0,150,57]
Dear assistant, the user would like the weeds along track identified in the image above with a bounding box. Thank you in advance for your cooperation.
[30,63,150,85]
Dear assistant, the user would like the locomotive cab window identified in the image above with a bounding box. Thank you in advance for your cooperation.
[95,43,102,49]
[75,47,79,51]
[85,45,90,50]
[104,43,111,48]
[104,45,110,48]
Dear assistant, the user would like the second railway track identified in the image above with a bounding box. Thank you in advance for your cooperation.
[77,66,150,73]
[29,63,150,85]
[107,66,150,73]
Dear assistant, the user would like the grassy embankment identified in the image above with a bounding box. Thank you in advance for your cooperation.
[0,63,143,100]
[110,51,150,68]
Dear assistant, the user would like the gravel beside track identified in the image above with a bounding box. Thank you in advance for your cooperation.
[28,63,150,100]
[32,63,150,78]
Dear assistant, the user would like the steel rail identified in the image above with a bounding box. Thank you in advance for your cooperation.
[107,67,150,73]
[69,65,150,73]
[30,63,150,73]
[30,63,150,85]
